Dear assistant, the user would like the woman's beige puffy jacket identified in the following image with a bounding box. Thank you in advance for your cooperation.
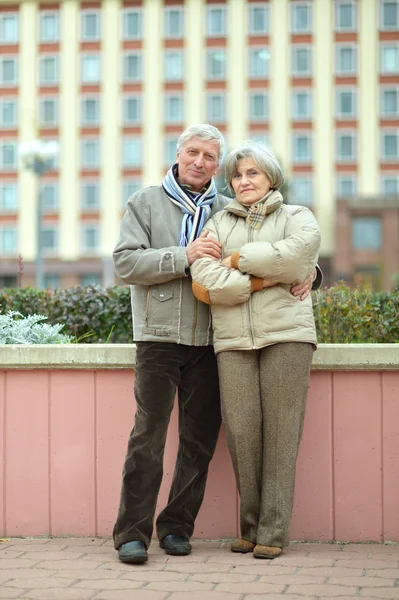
[190,190,321,354]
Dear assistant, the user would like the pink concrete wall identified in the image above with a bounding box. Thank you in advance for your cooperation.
[0,369,398,542]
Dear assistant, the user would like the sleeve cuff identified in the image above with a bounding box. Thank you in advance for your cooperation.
[312,265,323,290]
[250,277,264,292]
[192,282,212,305]
[230,252,240,270]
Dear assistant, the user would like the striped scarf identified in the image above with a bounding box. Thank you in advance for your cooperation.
[246,190,274,230]
[162,164,217,247]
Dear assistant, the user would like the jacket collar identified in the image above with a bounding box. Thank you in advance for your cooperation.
[224,189,283,218]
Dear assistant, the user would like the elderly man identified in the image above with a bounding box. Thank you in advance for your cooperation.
[112,124,318,564]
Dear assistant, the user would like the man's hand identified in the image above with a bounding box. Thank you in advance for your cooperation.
[187,231,222,265]
[290,270,316,301]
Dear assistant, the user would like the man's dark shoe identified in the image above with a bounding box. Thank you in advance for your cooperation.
[160,534,192,556]
[118,541,148,564]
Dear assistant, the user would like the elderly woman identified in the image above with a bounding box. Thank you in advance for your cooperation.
[191,141,321,559]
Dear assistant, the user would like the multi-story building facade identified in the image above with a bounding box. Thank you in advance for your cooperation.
[0,0,398,288]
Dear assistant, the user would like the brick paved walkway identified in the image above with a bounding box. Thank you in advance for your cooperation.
[1,538,399,599]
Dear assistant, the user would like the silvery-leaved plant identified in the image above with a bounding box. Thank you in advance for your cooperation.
[0,311,73,344]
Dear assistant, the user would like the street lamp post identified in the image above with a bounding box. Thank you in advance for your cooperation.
[19,140,59,289]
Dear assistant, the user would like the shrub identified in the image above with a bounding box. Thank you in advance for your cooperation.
[0,311,73,344]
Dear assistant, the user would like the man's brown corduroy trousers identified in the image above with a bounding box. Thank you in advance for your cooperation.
[217,342,314,548]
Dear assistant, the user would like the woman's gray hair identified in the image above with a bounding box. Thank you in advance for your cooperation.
[225,140,285,193]
[177,124,225,163]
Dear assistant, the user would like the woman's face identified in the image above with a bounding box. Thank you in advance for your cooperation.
[231,157,272,206]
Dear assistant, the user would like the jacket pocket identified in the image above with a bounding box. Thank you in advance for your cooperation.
[211,305,244,340]
[148,285,174,326]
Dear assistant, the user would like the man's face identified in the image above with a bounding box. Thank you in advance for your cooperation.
[176,138,220,192]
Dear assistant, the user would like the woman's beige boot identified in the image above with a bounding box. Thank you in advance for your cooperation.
[253,545,282,559]
[231,539,256,553]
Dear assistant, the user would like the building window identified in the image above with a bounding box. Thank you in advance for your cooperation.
[123,8,141,40]
[0,226,17,255]
[248,4,268,34]
[123,95,140,124]
[0,57,17,86]
[381,44,399,74]
[0,183,17,212]
[292,90,312,120]
[39,97,58,127]
[81,139,100,169]
[337,132,356,161]
[81,54,100,83]
[293,133,312,163]
[165,95,183,124]
[82,225,100,253]
[291,2,312,33]
[81,96,99,126]
[165,7,184,37]
[41,182,58,211]
[207,6,226,36]
[123,179,141,207]
[81,10,100,41]
[81,181,100,211]
[336,88,356,118]
[337,175,357,196]
[123,138,141,167]
[292,46,312,76]
[381,132,399,160]
[290,178,312,206]
[0,98,17,128]
[335,1,356,31]
[250,92,268,121]
[40,12,59,42]
[381,88,398,117]
[251,133,269,145]
[0,141,17,170]
[123,53,141,82]
[249,48,269,78]
[81,273,101,286]
[380,1,399,30]
[352,217,382,250]
[207,93,226,122]
[39,55,58,86]
[207,50,226,80]
[336,45,356,75]
[0,13,18,44]
[164,51,183,81]
[43,274,60,289]
[165,138,178,166]
[382,175,399,195]
[41,226,58,254]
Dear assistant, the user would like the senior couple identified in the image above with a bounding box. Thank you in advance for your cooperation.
[112,124,321,564]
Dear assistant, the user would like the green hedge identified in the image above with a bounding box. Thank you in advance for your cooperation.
[0,282,398,344]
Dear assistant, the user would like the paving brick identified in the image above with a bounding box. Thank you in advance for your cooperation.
[8,544,68,553]
[269,556,336,568]
[119,571,186,582]
[231,565,298,575]
[189,572,257,583]
[258,575,326,585]
[165,554,208,564]
[72,579,144,590]
[366,568,399,579]
[94,591,168,600]
[6,538,49,545]
[0,589,25,598]
[63,547,117,556]
[50,569,122,580]
[245,596,318,600]
[35,560,106,570]
[146,581,214,592]
[292,543,343,553]
[299,567,364,577]
[21,590,95,600]
[49,538,106,546]
[3,577,75,589]
[0,569,57,579]
[217,582,285,594]
[167,593,242,600]
[287,584,358,596]
[0,550,25,559]
[359,588,399,598]
[336,559,399,569]
[80,553,117,562]
[99,560,166,572]
[0,559,40,569]
[164,562,230,573]
[21,551,85,561]
[329,576,396,587]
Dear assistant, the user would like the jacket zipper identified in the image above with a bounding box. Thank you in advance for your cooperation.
[247,227,256,350]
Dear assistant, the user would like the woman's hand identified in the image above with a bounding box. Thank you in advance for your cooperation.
[290,270,315,300]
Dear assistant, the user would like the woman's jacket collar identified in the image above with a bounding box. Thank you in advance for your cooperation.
[223,189,283,219]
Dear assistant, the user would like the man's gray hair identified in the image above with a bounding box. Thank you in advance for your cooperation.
[225,140,285,193]
[177,124,225,162]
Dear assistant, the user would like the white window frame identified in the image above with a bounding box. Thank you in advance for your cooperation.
[39,11,59,43]
[81,95,100,126]
[40,181,58,212]
[0,56,17,86]
[0,225,18,255]
[122,94,141,125]
[248,3,269,35]
[335,1,357,32]
[381,174,399,195]
[81,180,100,211]
[81,223,100,254]
[0,97,17,128]
[336,131,357,162]
[249,47,270,78]
[292,45,312,77]
[207,5,227,37]
[40,225,58,255]
[207,92,226,122]
[0,182,18,212]
[380,0,399,31]
[292,89,312,120]
[81,53,101,84]
[207,49,227,80]
[164,93,184,124]
[0,140,17,170]
[249,91,268,122]
[164,137,179,167]
[81,9,100,41]
[122,7,142,40]
[81,138,100,170]
[164,51,184,81]
[293,132,312,163]
[380,43,399,74]
[39,96,58,127]
[39,54,59,86]
[123,137,141,168]
[381,130,399,161]
[291,2,312,34]
[164,6,184,38]
[336,86,357,119]
[290,177,313,207]
[123,52,142,82]
[336,44,357,76]
[337,174,357,197]
[380,86,399,117]
[0,13,18,44]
